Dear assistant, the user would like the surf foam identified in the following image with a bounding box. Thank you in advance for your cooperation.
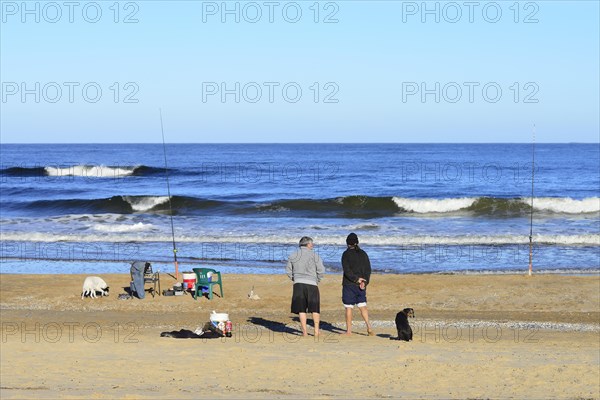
[122,196,170,212]
[529,197,599,214]
[392,197,477,213]
[92,222,154,233]
[45,165,137,178]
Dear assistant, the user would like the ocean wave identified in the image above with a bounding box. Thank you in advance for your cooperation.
[45,165,136,177]
[255,196,599,217]
[342,223,381,230]
[92,222,154,233]
[0,165,167,178]
[438,268,600,276]
[122,196,170,212]
[2,232,598,246]
[393,196,599,215]
[393,197,476,213]
[531,197,600,214]
[8,194,600,217]
[0,166,47,177]
[256,196,398,217]
[21,195,222,214]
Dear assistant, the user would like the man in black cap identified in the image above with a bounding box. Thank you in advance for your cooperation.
[341,233,374,336]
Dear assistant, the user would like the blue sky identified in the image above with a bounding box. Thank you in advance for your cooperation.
[1,0,598,143]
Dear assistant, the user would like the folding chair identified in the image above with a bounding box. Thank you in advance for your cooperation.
[130,261,160,298]
[144,263,161,297]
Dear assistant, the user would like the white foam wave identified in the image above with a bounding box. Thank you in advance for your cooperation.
[2,232,598,246]
[92,222,153,233]
[123,196,170,212]
[531,197,599,214]
[451,269,600,276]
[392,197,476,213]
[312,234,600,246]
[45,165,136,178]
[392,196,599,214]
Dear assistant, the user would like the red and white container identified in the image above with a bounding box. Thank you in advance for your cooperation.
[182,271,196,291]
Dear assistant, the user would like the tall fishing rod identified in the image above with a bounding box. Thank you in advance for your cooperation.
[528,124,536,276]
[160,108,179,280]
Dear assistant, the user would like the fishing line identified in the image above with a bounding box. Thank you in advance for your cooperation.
[528,124,535,276]
[160,108,179,280]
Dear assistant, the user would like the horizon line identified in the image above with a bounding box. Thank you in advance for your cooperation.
[0,142,597,145]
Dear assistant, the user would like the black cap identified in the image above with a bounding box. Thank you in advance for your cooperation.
[346,233,359,245]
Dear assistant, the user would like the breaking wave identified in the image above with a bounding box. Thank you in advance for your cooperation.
[393,196,599,215]
[0,165,168,178]
[7,195,599,217]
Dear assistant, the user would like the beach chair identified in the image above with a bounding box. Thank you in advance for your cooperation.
[143,263,161,297]
[192,268,223,300]
[130,261,160,298]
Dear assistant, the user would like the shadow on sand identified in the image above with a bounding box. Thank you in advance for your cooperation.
[247,316,346,336]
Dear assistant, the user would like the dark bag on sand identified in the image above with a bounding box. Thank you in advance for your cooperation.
[160,329,222,339]
[161,321,225,339]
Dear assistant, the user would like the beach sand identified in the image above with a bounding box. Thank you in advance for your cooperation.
[1,272,599,399]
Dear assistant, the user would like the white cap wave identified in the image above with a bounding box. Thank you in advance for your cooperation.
[123,196,170,212]
[392,197,476,213]
[392,196,599,214]
[93,222,153,233]
[45,165,137,178]
[528,197,599,214]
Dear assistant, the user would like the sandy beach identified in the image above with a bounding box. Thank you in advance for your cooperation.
[1,272,599,399]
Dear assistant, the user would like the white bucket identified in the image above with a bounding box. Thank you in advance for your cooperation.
[182,272,196,291]
[209,311,229,322]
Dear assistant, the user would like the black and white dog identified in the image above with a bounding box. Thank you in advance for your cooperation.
[392,308,415,341]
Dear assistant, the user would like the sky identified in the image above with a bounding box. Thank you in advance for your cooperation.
[1,0,599,143]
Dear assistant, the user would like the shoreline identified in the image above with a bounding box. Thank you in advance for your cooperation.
[2,259,600,277]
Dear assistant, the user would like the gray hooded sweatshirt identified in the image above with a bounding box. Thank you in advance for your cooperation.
[286,246,325,286]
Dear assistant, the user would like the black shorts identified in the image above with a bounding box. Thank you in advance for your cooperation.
[291,283,320,314]
[342,284,367,308]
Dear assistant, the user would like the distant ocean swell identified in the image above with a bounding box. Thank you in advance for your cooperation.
[6,195,599,217]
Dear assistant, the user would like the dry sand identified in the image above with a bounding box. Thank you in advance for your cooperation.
[1,272,599,399]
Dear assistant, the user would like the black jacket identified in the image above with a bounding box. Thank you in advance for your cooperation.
[342,246,371,286]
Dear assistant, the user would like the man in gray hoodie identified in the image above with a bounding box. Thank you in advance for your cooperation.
[286,236,325,337]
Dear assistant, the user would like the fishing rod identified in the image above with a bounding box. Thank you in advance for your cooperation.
[528,124,536,276]
[160,108,179,280]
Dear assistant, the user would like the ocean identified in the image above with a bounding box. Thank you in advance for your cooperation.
[1,143,598,275]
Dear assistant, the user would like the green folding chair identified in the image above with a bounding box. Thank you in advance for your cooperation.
[192,268,223,300]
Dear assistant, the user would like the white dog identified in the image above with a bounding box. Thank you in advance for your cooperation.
[81,276,109,299]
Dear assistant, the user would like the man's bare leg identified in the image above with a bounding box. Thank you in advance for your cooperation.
[299,312,308,336]
[345,307,353,335]
[312,312,320,336]
[358,306,374,335]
